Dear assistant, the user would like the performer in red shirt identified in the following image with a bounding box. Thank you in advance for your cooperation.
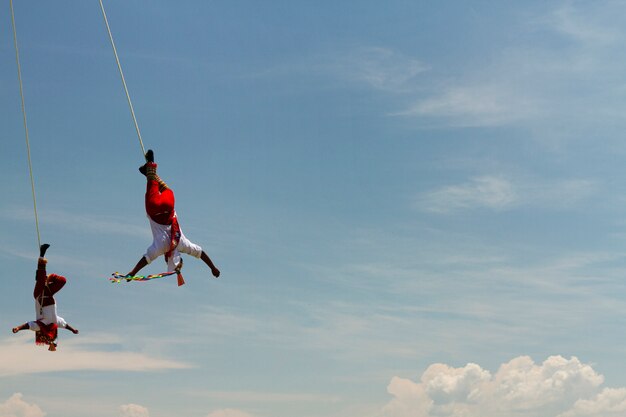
[12,244,79,351]
[126,150,220,278]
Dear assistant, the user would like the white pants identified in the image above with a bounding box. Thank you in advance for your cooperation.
[28,302,67,330]
[143,215,203,271]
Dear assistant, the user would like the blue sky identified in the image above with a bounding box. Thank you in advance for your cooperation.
[3,1,626,417]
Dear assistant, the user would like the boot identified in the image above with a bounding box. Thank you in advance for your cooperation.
[139,149,155,175]
[39,243,50,258]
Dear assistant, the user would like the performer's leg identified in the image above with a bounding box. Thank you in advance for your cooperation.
[46,274,66,295]
[65,323,79,334]
[57,317,79,334]
[177,234,220,278]
[144,163,176,224]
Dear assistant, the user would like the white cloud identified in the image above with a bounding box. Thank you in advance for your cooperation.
[326,47,427,92]
[348,47,427,91]
[418,176,518,213]
[417,176,595,213]
[549,4,622,45]
[206,409,254,417]
[396,83,538,127]
[0,207,149,239]
[0,393,45,417]
[120,404,149,417]
[199,390,340,404]
[559,388,626,417]
[0,334,191,377]
[382,355,606,417]
[385,3,626,129]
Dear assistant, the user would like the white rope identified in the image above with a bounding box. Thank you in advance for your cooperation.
[98,0,147,159]
[10,0,42,249]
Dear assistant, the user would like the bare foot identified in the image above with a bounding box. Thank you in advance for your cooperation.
[48,343,57,352]
[12,327,19,334]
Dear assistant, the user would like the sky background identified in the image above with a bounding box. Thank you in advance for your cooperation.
[3,1,626,417]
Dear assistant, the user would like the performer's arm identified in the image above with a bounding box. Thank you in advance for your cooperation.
[11,323,29,333]
[64,323,79,334]
[127,256,148,276]
[201,251,220,278]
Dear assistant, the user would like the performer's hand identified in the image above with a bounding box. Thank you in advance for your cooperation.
[175,259,184,272]
[12,327,19,334]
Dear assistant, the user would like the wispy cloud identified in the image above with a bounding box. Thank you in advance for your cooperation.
[205,410,254,417]
[416,175,595,213]
[0,334,191,377]
[394,81,543,127]
[197,390,340,404]
[308,3,626,131]
[0,207,150,239]
[417,176,517,213]
[548,3,623,45]
[405,3,626,129]
[325,47,427,92]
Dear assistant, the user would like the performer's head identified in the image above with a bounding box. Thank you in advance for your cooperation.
[35,323,58,347]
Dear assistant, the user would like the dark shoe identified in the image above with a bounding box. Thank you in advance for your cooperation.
[139,164,147,176]
[145,149,154,163]
[39,243,50,258]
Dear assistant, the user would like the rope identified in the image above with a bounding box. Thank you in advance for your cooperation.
[10,0,42,249]
[98,0,147,160]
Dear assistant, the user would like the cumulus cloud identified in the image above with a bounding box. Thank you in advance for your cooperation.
[0,393,45,417]
[120,404,149,417]
[382,355,607,417]
[206,409,254,417]
[120,403,149,417]
[560,388,626,417]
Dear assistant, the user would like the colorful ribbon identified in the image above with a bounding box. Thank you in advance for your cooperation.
[109,270,185,286]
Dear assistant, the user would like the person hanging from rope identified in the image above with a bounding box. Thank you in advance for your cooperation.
[12,244,79,351]
[125,150,220,279]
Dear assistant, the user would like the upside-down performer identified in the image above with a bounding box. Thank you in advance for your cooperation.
[12,244,79,351]
[126,150,220,281]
